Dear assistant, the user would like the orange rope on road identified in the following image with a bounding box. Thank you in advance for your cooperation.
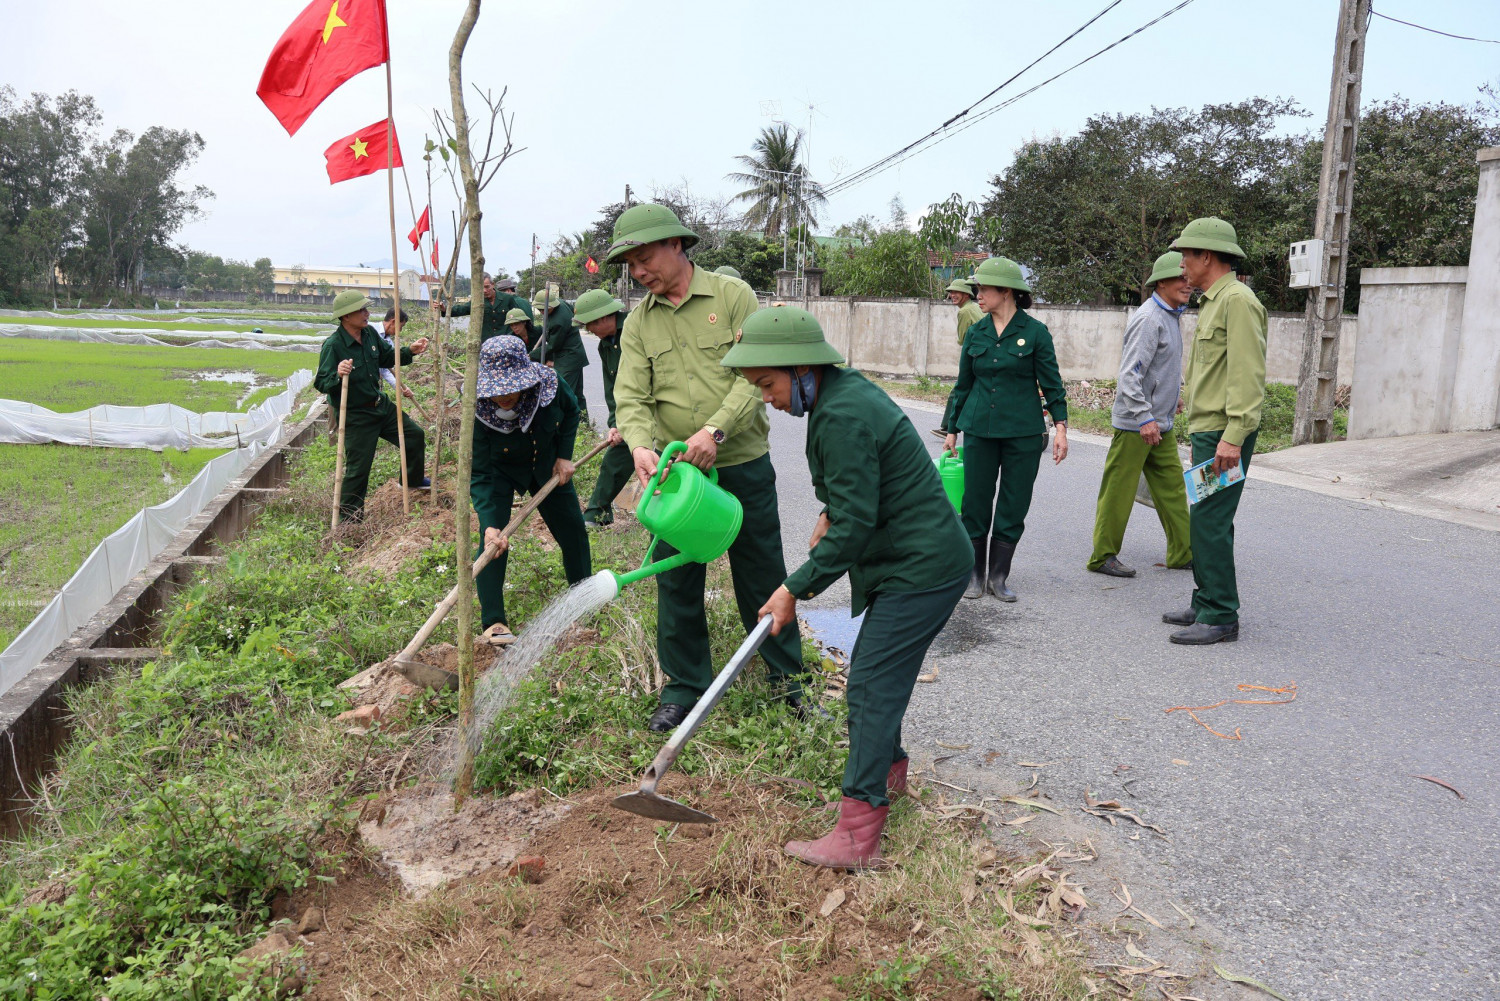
[1166,682,1298,740]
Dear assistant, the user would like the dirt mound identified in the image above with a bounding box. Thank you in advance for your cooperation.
[346,481,476,579]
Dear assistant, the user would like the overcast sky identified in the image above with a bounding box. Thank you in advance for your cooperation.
[9,1,1500,277]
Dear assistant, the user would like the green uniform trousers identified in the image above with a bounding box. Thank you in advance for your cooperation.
[656,452,806,706]
[338,403,426,518]
[555,363,586,416]
[1189,430,1257,625]
[585,443,635,521]
[474,476,592,629]
[1088,430,1192,570]
[959,434,1046,545]
[845,573,967,807]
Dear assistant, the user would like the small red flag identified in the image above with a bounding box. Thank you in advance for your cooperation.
[324,118,402,184]
[430,238,440,270]
[257,0,390,136]
[408,206,431,250]
[585,256,599,274]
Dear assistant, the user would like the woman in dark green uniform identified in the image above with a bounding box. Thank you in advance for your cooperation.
[940,257,1069,603]
[725,305,972,871]
[470,335,593,647]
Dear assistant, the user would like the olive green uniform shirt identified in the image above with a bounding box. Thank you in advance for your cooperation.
[615,266,768,468]
[449,292,534,343]
[1184,273,1267,447]
[785,367,973,615]
[956,300,984,344]
[941,310,1068,437]
[314,324,414,410]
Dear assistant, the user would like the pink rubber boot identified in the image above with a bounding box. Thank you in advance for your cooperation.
[887,758,908,797]
[785,797,889,870]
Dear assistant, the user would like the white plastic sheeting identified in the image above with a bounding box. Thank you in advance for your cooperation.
[0,370,314,450]
[0,324,322,349]
[0,308,328,329]
[0,425,302,697]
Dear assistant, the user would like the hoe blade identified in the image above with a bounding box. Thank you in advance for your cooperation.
[610,790,719,825]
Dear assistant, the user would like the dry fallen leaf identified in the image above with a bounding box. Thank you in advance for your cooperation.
[936,740,972,750]
[1168,900,1195,928]
[1004,814,1035,826]
[1213,965,1293,1001]
[1126,940,1156,962]
[1002,796,1063,815]
[1017,761,1056,768]
[1171,758,1191,765]
[818,887,846,917]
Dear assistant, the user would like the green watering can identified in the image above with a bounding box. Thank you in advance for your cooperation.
[936,447,964,511]
[592,440,744,599]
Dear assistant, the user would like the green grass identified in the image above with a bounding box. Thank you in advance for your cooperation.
[0,445,227,650]
[0,338,313,412]
[6,315,322,337]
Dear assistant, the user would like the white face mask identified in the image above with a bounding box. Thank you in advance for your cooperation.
[494,407,518,419]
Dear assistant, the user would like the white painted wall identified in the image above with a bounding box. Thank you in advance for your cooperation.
[1452,147,1500,431]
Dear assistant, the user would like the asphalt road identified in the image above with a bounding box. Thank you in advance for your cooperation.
[577,347,1500,1000]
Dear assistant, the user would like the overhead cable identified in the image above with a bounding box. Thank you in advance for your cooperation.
[1370,5,1500,44]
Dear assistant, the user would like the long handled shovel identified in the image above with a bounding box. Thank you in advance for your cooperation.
[611,615,774,824]
[329,373,350,530]
[385,438,610,689]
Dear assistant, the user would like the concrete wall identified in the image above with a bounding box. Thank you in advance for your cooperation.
[1452,147,1500,431]
[1348,268,1469,439]
[792,296,1357,385]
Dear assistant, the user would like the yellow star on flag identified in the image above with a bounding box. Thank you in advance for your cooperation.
[349,137,369,159]
[322,1,348,44]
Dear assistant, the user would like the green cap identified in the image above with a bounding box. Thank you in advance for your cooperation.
[1171,217,1245,258]
[970,256,1029,293]
[504,308,530,325]
[332,289,372,319]
[1147,251,1184,287]
[944,277,976,295]
[572,288,625,325]
[714,265,742,280]
[720,305,845,368]
[605,203,700,263]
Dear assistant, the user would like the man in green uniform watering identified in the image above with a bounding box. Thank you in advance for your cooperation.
[725,305,972,870]
[529,285,589,407]
[314,290,430,520]
[438,273,534,343]
[571,288,632,528]
[1163,218,1267,645]
[608,203,808,732]
[946,276,983,344]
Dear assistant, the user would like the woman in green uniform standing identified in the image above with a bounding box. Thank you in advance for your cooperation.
[940,257,1068,602]
[470,335,593,647]
[726,305,973,871]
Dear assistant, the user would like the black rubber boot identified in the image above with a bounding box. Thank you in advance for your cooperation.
[1161,608,1196,626]
[648,702,691,733]
[987,538,1017,602]
[1170,621,1239,645]
[963,537,986,600]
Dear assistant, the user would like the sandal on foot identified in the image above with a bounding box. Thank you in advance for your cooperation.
[479,623,516,648]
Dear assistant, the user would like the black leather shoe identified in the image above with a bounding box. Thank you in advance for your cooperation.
[1170,621,1239,645]
[963,537,986,600]
[784,693,831,722]
[1161,608,1196,626]
[987,538,1017,602]
[1167,559,1193,571]
[1092,555,1136,578]
[647,702,691,732]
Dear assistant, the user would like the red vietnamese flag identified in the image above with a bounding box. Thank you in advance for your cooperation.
[324,118,402,183]
[257,0,389,136]
[585,256,600,274]
[408,205,430,250]
[430,238,439,270]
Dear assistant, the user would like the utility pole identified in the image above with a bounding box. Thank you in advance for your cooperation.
[1294,0,1370,445]
[619,184,633,308]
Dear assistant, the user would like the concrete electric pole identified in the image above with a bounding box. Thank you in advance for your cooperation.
[1293,0,1371,445]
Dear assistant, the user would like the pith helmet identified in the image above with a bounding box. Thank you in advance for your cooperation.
[720,305,845,369]
[1147,251,1184,287]
[605,203,700,262]
[1171,217,1245,258]
[944,277,976,295]
[504,308,530,325]
[531,283,563,312]
[572,288,625,325]
[332,289,372,319]
[970,257,1029,293]
[714,265,742,280]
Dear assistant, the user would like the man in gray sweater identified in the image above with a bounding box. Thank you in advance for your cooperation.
[1087,252,1193,577]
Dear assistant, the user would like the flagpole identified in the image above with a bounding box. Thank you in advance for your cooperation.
[384,28,410,515]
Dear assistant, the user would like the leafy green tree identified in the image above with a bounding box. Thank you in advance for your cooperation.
[693,230,785,290]
[726,123,827,239]
[822,229,935,298]
[251,257,275,296]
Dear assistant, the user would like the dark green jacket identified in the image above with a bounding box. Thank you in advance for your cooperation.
[784,366,973,615]
[450,292,534,343]
[314,324,413,411]
[941,310,1068,437]
[529,299,589,376]
[470,380,581,530]
[596,311,626,428]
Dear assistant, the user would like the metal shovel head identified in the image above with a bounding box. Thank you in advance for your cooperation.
[610,789,720,825]
[389,657,459,691]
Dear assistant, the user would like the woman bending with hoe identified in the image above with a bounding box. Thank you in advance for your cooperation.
[725,305,972,870]
[469,335,592,647]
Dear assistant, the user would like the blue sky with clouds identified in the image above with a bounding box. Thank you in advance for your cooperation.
[10,1,1499,276]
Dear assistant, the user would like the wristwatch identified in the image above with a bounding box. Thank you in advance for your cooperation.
[706,426,726,445]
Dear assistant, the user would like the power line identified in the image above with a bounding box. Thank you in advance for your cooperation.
[1370,5,1500,44]
[825,0,1200,197]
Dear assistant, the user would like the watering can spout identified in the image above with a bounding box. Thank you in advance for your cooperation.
[591,569,623,602]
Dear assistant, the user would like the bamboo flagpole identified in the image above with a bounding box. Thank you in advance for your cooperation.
[383,18,410,515]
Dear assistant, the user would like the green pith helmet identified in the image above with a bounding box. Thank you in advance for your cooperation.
[504,308,530,326]
[605,203,700,263]
[720,304,845,369]
[1147,251,1184,287]
[944,277,976,296]
[572,288,625,325]
[1171,217,1245,259]
[531,283,563,313]
[332,289,372,320]
[970,257,1030,293]
[714,265,742,280]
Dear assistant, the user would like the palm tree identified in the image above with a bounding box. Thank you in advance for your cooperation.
[726,123,827,240]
